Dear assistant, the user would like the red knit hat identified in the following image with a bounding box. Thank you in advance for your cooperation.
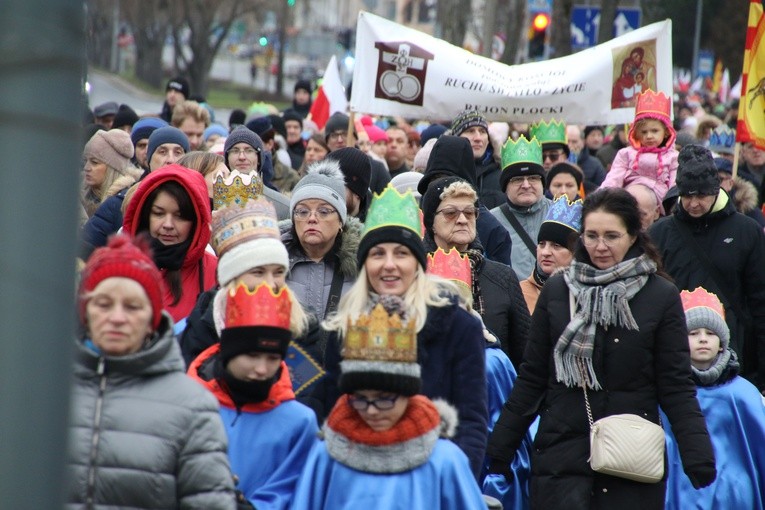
[79,234,165,330]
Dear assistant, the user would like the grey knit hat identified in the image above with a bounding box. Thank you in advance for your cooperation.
[84,129,134,174]
[681,287,730,350]
[290,159,348,224]
[146,126,190,164]
[224,126,265,172]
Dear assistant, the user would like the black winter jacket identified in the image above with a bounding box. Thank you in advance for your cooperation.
[488,271,714,510]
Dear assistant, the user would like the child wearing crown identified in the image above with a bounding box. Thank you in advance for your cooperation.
[291,299,486,509]
[188,282,319,510]
[600,90,679,212]
[663,287,765,509]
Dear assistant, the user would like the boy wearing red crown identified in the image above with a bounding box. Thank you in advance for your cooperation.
[600,90,678,213]
[188,282,318,510]
[663,287,765,509]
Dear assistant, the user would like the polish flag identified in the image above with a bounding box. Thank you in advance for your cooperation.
[308,56,348,130]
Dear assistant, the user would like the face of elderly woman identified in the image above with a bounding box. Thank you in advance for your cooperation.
[365,243,419,296]
[581,210,636,270]
[294,198,342,259]
[86,277,154,356]
[432,196,478,252]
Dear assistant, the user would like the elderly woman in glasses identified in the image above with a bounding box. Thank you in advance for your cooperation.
[421,176,531,369]
[281,160,362,322]
[487,188,716,509]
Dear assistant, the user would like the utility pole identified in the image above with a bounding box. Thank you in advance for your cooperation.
[276,0,289,96]
[110,0,120,72]
[691,0,703,79]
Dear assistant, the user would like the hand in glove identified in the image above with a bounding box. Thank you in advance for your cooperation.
[685,463,716,489]
[487,457,514,484]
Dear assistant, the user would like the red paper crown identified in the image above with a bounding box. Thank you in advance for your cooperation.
[680,287,725,319]
[634,89,671,119]
[225,282,291,330]
[426,247,472,290]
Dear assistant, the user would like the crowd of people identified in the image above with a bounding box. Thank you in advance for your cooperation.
[69,73,765,509]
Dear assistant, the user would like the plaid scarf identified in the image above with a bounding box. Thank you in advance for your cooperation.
[556,254,656,389]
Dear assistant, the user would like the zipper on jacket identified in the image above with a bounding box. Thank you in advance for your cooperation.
[85,357,107,509]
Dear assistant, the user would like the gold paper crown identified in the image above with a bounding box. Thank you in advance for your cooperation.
[213,170,264,211]
[427,248,472,291]
[343,303,417,363]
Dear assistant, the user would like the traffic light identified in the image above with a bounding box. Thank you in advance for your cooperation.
[528,12,549,60]
[259,36,268,47]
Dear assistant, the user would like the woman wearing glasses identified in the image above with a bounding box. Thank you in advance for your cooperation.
[323,185,488,479]
[292,300,486,509]
[487,188,716,509]
[282,160,361,322]
[421,176,530,369]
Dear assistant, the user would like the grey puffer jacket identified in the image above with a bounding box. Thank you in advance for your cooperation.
[490,197,552,280]
[280,217,362,320]
[67,312,235,510]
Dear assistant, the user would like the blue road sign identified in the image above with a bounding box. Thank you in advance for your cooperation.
[613,7,641,37]
[571,6,601,50]
[697,50,715,78]
[528,0,552,14]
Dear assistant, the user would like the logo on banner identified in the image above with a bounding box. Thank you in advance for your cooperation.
[373,41,434,106]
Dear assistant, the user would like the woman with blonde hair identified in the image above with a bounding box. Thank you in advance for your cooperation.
[178,151,230,200]
[323,184,488,479]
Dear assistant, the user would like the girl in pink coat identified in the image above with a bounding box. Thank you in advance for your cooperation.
[601,90,678,212]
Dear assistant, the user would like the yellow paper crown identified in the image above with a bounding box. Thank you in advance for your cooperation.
[213,170,264,211]
[343,303,417,363]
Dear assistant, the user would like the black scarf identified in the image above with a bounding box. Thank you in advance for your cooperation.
[532,262,549,287]
[150,237,192,271]
[214,358,281,410]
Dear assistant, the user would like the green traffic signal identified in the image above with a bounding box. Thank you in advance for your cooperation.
[259,36,268,47]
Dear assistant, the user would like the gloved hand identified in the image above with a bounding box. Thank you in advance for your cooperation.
[685,463,716,489]
[487,457,514,484]
[235,489,256,509]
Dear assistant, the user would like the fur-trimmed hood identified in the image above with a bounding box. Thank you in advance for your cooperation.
[279,216,362,280]
[730,177,759,214]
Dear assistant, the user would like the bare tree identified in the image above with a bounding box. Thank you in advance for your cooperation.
[436,0,469,46]
[85,0,115,69]
[122,0,171,89]
[499,0,525,65]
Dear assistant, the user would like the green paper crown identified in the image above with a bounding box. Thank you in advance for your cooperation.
[501,135,543,170]
[529,119,567,145]
[362,185,423,238]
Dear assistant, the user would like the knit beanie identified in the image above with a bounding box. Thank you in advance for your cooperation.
[325,147,371,199]
[282,109,304,127]
[450,110,488,136]
[339,295,421,396]
[112,104,139,131]
[146,126,190,164]
[220,283,292,363]
[79,234,165,330]
[229,109,247,130]
[294,79,313,95]
[224,126,265,172]
[203,124,229,143]
[290,160,348,224]
[246,116,275,139]
[166,76,190,99]
[713,157,733,174]
[131,117,168,146]
[420,123,448,145]
[546,162,583,189]
[84,129,134,174]
[358,184,426,269]
[583,125,604,139]
[676,144,720,196]
[364,124,389,144]
[412,138,437,172]
[390,171,424,200]
[680,287,730,351]
[417,135,477,195]
[324,112,351,139]
[420,176,465,237]
[269,114,287,139]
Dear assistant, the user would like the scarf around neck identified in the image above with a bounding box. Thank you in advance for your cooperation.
[692,347,738,387]
[557,254,656,389]
[150,236,192,271]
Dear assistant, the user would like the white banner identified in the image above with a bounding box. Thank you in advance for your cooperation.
[350,12,673,125]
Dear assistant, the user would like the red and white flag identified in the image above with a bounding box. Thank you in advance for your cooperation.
[308,56,348,130]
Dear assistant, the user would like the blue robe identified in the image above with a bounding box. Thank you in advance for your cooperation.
[664,376,765,509]
[482,345,536,510]
[222,402,318,510]
[290,438,485,509]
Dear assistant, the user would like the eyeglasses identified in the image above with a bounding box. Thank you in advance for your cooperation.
[543,151,564,162]
[348,394,399,411]
[508,175,543,186]
[293,206,337,221]
[229,147,258,157]
[328,131,347,141]
[435,206,479,221]
[581,232,627,247]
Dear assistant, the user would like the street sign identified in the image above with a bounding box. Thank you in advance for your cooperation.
[571,5,601,50]
[613,7,641,37]
[697,50,715,78]
[528,0,552,14]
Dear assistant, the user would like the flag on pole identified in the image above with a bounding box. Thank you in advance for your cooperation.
[719,68,730,104]
[308,56,348,131]
[737,0,765,149]
[731,73,743,100]
[712,59,723,93]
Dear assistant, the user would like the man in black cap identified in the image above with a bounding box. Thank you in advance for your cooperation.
[283,110,305,170]
[291,79,313,118]
[418,135,513,266]
[93,101,119,129]
[160,76,189,122]
[450,110,505,208]
[325,147,372,221]
[649,144,765,391]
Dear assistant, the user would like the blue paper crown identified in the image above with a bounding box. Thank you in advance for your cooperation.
[708,125,735,154]
[543,195,583,232]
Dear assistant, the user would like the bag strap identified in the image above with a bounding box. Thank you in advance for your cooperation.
[499,203,537,257]
[671,216,745,320]
[323,263,345,318]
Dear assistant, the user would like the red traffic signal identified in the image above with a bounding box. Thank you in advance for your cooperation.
[532,12,550,32]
